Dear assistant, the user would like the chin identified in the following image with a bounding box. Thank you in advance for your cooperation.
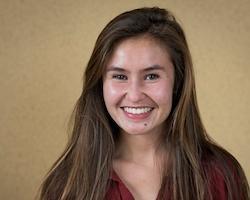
[120,127,152,135]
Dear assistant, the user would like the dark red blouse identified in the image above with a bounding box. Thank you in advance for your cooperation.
[106,170,135,200]
[105,165,229,200]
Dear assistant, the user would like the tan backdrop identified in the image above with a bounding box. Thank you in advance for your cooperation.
[0,0,249,199]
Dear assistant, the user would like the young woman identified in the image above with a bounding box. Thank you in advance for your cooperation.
[38,7,250,200]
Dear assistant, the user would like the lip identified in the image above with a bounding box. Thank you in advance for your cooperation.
[121,107,154,121]
[120,106,154,109]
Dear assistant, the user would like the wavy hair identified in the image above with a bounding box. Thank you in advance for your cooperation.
[38,7,249,200]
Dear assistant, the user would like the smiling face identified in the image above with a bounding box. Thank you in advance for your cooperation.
[103,35,175,136]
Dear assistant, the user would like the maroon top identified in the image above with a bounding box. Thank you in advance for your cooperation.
[105,163,230,200]
[105,170,135,200]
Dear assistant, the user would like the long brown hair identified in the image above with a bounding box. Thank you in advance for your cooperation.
[38,7,249,200]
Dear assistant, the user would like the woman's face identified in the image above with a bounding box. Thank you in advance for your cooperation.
[103,36,174,135]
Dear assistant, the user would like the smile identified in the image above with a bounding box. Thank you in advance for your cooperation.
[122,107,153,115]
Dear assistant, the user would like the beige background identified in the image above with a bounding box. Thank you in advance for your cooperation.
[0,0,249,199]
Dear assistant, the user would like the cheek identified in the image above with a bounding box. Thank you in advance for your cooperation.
[103,81,125,106]
[148,82,173,103]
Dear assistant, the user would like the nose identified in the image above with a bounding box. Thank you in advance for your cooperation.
[126,80,145,103]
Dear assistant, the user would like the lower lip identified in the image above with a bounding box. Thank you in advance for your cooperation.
[122,108,153,121]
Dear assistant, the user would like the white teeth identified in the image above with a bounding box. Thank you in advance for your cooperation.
[123,107,152,114]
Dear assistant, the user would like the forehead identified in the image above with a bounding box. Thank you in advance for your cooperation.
[106,35,173,71]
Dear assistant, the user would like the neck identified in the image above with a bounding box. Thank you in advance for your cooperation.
[115,129,164,166]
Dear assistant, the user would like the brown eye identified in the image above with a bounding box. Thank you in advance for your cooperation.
[112,74,128,80]
[145,74,159,80]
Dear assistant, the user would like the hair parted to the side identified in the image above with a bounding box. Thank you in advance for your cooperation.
[38,7,250,200]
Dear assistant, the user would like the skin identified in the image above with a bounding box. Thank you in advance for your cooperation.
[102,35,175,200]
[103,34,174,142]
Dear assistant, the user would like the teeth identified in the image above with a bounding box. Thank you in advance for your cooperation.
[123,107,152,114]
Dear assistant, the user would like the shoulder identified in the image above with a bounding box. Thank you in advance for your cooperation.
[201,153,228,200]
[201,144,249,200]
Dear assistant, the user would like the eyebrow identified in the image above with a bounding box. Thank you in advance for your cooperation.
[106,64,166,72]
[143,64,165,72]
